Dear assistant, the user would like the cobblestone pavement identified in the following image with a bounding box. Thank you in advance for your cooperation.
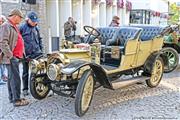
[0,67,180,120]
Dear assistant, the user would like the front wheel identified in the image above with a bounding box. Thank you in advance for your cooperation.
[75,70,95,117]
[162,47,179,73]
[30,74,50,100]
[146,57,164,88]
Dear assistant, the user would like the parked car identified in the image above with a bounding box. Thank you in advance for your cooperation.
[163,25,180,73]
[30,26,166,117]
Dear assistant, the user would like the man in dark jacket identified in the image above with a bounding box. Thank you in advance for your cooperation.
[0,9,29,106]
[19,11,43,96]
[64,17,77,41]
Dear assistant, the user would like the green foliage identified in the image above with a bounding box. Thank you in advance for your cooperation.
[169,3,180,24]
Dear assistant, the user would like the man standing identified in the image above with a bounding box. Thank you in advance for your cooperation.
[19,11,43,96]
[0,15,7,85]
[64,17,77,41]
[0,9,29,106]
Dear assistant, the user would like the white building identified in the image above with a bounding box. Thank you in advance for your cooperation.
[45,0,132,51]
[130,0,169,25]
[46,0,131,40]
[0,0,132,52]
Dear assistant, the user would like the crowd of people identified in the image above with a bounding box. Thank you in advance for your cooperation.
[0,9,43,107]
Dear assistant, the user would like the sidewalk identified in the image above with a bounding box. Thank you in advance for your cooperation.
[0,55,179,120]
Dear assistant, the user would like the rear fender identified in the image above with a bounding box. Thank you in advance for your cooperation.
[163,43,180,53]
[144,51,165,73]
[61,60,112,89]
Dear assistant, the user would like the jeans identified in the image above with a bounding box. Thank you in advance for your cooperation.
[7,57,21,102]
[22,60,29,91]
[0,64,8,81]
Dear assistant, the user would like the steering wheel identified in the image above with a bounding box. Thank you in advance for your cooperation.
[83,26,100,43]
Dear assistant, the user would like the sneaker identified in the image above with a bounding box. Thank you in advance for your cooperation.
[2,76,8,82]
[0,80,6,85]
[9,100,13,103]
[23,90,29,96]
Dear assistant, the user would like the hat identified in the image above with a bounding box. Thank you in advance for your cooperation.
[113,16,120,23]
[112,16,120,21]
[27,11,39,22]
[8,9,24,18]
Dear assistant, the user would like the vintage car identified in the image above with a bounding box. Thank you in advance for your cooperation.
[130,24,179,73]
[29,26,166,117]
[163,25,180,73]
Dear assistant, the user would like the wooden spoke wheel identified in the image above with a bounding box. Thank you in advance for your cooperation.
[146,57,164,88]
[75,70,95,117]
[162,47,179,73]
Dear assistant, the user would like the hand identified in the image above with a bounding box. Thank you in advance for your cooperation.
[6,53,13,59]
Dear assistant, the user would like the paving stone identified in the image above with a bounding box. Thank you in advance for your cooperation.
[0,69,180,120]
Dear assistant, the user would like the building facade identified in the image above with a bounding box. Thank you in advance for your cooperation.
[130,0,169,25]
[0,0,133,52]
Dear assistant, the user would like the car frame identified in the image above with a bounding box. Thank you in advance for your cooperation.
[29,26,166,117]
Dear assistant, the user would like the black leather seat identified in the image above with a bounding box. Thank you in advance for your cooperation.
[130,25,166,41]
[106,27,142,46]
[99,27,142,67]
[97,27,118,45]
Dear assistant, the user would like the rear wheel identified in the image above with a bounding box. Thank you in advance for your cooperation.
[162,47,179,73]
[146,57,164,88]
[75,70,95,117]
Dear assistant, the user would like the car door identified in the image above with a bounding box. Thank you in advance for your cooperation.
[120,39,139,70]
[137,40,152,66]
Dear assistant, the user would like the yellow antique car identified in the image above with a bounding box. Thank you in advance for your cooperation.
[30,26,166,117]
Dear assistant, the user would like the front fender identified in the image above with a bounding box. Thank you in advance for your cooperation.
[61,60,112,89]
[61,60,90,75]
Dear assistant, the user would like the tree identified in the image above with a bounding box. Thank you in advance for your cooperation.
[169,3,180,24]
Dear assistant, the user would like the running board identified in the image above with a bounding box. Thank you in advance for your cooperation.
[111,76,150,90]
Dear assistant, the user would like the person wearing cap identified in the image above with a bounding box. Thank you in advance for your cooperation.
[19,11,43,96]
[0,15,8,85]
[0,9,29,106]
[109,16,120,27]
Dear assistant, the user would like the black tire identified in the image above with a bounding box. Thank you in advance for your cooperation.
[30,74,50,100]
[75,70,95,117]
[146,57,164,88]
[161,47,179,73]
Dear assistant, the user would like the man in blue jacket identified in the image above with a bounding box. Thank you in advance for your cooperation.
[19,11,43,96]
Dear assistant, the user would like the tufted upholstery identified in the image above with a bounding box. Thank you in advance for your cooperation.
[106,27,142,46]
[130,25,166,41]
[97,27,118,45]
